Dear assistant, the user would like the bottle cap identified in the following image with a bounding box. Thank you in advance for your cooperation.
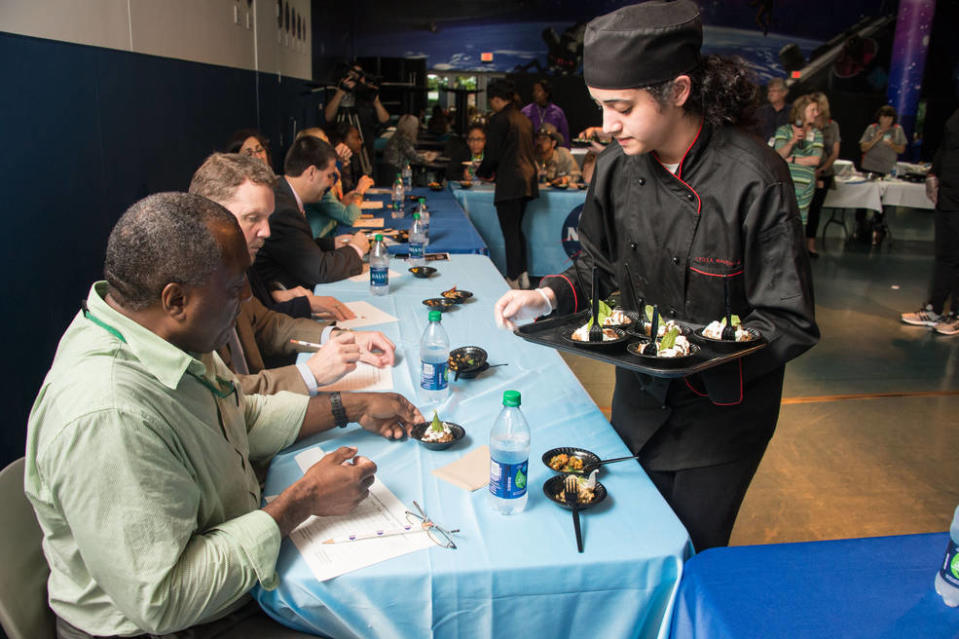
[502,390,521,407]
[428,310,442,322]
[413,213,421,219]
[374,234,383,241]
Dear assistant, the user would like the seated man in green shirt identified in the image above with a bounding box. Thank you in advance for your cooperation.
[25,192,422,638]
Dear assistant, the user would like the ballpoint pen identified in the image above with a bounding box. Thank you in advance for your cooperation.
[321,524,422,544]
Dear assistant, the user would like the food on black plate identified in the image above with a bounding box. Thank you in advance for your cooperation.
[640,325,692,358]
[423,298,454,310]
[441,286,472,302]
[701,315,756,342]
[420,411,454,443]
[571,324,622,342]
[548,453,584,473]
[602,308,632,327]
[555,475,596,504]
[409,266,436,278]
[449,351,479,371]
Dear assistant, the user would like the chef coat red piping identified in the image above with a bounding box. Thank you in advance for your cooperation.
[675,119,704,180]
[683,359,744,405]
[542,274,578,312]
[652,119,704,215]
[689,267,744,278]
[683,377,708,397]
[711,359,744,406]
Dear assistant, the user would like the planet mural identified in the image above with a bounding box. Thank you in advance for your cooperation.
[353,20,824,84]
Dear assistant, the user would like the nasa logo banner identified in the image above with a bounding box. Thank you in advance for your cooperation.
[562,203,584,259]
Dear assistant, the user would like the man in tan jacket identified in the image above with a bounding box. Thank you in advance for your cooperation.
[189,153,394,395]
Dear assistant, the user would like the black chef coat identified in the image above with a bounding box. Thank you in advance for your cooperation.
[542,122,819,470]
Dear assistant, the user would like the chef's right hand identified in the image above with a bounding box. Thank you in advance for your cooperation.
[494,288,555,331]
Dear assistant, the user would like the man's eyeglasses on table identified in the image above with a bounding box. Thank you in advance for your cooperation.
[406,501,459,549]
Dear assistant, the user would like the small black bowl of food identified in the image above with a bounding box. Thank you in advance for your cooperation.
[428,181,444,191]
[423,297,456,311]
[692,321,762,353]
[409,266,437,279]
[560,325,630,350]
[448,346,488,378]
[410,419,465,451]
[542,447,601,475]
[441,286,473,303]
[543,474,608,509]
[626,338,701,369]
[458,180,473,189]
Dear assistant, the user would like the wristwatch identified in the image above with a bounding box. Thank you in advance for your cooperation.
[330,391,349,428]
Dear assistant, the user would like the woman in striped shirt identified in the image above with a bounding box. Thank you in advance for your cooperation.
[774,94,823,223]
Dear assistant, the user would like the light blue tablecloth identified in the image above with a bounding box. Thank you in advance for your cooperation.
[340,187,488,256]
[253,254,691,639]
[451,184,587,277]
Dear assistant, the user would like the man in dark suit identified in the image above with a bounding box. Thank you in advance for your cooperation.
[476,79,539,289]
[254,137,369,289]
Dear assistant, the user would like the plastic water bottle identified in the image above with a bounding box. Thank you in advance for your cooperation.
[416,197,430,243]
[391,173,405,219]
[369,234,389,296]
[409,213,426,266]
[402,162,413,190]
[419,310,449,404]
[935,505,959,607]
[488,390,531,515]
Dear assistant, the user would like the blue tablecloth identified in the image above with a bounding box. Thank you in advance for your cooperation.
[342,187,488,256]
[253,254,692,639]
[451,184,587,277]
[670,532,959,638]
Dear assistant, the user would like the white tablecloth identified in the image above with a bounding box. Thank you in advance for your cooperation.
[823,178,934,213]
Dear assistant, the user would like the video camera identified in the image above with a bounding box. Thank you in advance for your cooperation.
[337,64,383,101]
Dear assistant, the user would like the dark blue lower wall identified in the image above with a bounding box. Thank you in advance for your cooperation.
[0,31,316,468]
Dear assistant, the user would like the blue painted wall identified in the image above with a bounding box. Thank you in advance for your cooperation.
[0,31,315,468]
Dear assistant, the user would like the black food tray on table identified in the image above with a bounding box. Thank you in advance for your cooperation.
[515,310,767,379]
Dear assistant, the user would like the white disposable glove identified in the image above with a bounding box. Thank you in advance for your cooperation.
[494,288,554,331]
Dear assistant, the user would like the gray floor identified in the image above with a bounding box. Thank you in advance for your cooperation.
[559,205,959,545]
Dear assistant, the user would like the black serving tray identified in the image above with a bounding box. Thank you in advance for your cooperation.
[515,310,767,378]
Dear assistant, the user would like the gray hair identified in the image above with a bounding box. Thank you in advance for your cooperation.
[395,114,420,142]
[767,77,786,91]
[189,153,277,205]
[104,192,239,311]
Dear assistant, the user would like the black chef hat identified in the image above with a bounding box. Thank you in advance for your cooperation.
[584,0,702,90]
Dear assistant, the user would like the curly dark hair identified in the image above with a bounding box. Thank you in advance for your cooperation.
[646,55,759,129]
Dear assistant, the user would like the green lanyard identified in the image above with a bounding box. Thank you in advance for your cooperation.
[82,301,238,404]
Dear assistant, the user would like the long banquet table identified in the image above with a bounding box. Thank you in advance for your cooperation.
[253,254,692,639]
[340,187,488,256]
[450,183,587,277]
[669,532,959,638]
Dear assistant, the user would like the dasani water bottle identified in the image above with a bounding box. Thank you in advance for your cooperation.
[416,197,430,244]
[419,310,449,404]
[369,234,389,296]
[488,390,530,515]
[935,504,959,607]
[391,173,405,219]
[409,213,426,266]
